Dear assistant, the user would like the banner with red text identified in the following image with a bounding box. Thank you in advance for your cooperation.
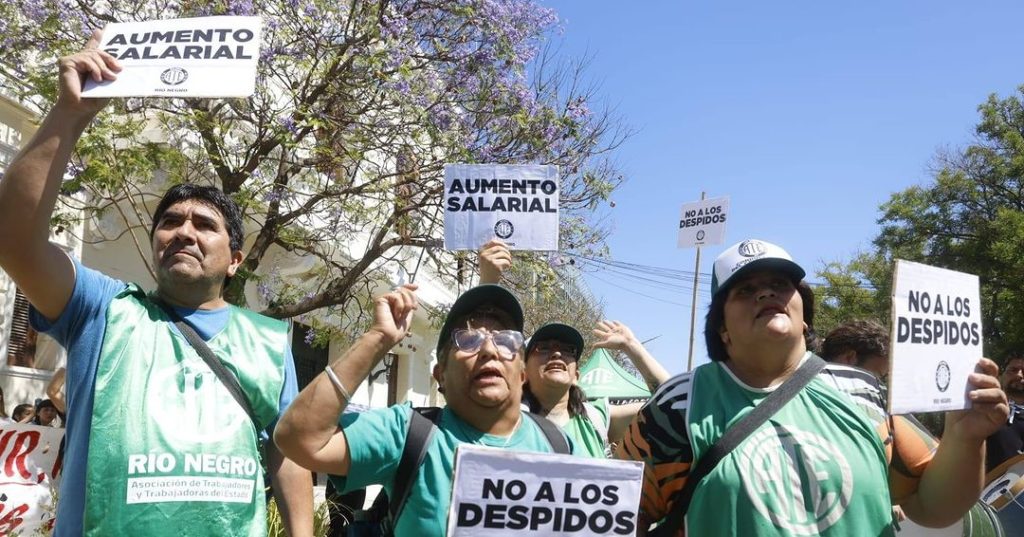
[0,423,64,535]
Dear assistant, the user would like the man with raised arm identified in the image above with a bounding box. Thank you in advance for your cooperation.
[0,34,312,536]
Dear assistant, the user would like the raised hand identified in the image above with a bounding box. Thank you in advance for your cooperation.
[592,320,638,352]
[945,357,1010,443]
[478,238,512,284]
[370,284,419,347]
[56,30,121,115]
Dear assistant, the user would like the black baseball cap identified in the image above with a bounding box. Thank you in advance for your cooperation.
[525,323,585,358]
[436,285,525,355]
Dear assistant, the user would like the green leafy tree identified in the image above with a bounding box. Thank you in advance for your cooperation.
[814,254,892,339]
[0,0,627,341]
[818,86,1024,361]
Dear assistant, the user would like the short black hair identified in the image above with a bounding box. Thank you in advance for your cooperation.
[820,319,888,364]
[704,280,818,362]
[149,184,244,253]
[1003,354,1024,372]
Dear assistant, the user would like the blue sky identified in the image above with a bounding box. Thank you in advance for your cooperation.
[540,1,1024,374]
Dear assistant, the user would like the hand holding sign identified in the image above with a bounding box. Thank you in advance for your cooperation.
[57,30,121,114]
[943,358,1009,443]
[478,239,512,284]
[81,16,262,98]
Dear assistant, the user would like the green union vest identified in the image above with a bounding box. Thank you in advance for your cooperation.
[83,285,287,536]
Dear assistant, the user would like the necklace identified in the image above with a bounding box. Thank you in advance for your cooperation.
[499,415,523,448]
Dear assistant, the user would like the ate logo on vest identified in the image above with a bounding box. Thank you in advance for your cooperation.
[148,359,249,444]
[737,424,852,534]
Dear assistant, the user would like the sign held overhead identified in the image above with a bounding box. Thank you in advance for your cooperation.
[678,196,729,248]
[82,16,262,98]
[444,164,559,251]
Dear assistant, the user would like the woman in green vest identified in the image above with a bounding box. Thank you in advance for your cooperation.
[478,239,670,457]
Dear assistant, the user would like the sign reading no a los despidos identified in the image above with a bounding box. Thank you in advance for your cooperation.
[447,445,643,536]
[889,260,982,414]
[444,164,559,251]
[677,196,729,248]
[82,16,262,98]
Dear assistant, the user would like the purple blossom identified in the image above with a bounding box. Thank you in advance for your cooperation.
[278,115,298,134]
[22,0,51,22]
[566,99,590,123]
[391,79,412,97]
[257,281,273,302]
[542,124,557,144]
[304,327,317,345]
[225,0,255,16]
[263,189,283,203]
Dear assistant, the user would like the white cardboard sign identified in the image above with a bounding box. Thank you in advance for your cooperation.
[444,164,559,251]
[82,16,262,98]
[447,444,643,536]
[0,423,64,535]
[677,196,729,248]
[889,260,982,414]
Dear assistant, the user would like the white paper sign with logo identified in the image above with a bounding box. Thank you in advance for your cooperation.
[677,196,729,248]
[82,16,262,98]
[889,260,982,414]
[444,164,559,251]
[447,445,643,536]
[0,423,64,535]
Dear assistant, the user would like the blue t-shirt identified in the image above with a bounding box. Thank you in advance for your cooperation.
[30,259,298,536]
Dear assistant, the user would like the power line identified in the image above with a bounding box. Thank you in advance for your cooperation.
[586,273,693,307]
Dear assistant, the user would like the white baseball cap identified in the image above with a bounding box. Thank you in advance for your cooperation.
[711,239,806,297]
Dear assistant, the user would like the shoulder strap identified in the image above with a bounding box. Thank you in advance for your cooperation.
[653,355,826,536]
[387,407,442,527]
[584,401,610,445]
[525,412,571,454]
[153,299,257,427]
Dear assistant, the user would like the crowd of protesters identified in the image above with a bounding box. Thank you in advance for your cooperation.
[0,33,1016,537]
[0,386,65,427]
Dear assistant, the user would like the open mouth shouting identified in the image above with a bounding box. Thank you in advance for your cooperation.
[756,304,786,319]
[473,366,506,386]
[544,361,569,373]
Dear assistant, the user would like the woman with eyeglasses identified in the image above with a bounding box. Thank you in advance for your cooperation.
[479,238,670,458]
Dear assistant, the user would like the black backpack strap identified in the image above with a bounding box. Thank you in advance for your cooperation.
[153,298,257,428]
[652,355,826,536]
[386,406,442,527]
[524,412,571,454]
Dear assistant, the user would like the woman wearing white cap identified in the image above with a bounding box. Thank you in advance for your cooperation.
[617,239,1008,536]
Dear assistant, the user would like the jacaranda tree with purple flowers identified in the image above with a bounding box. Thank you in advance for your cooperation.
[1,0,626,341]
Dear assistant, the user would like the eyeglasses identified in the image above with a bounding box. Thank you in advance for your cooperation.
[530,341,580,359]
[452,329,525,360]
